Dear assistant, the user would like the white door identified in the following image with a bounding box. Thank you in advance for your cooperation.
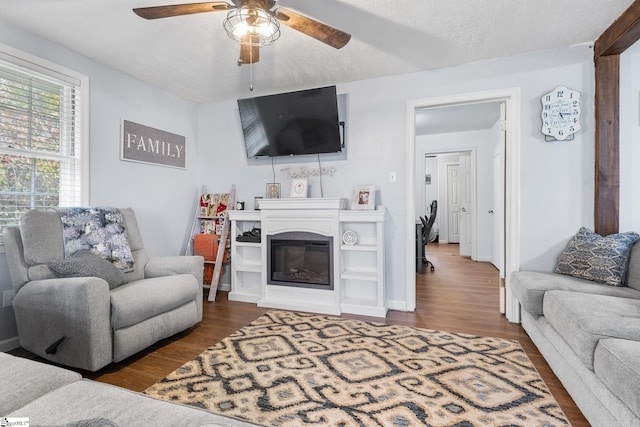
[447,163,460,243]
[458,154,472,257]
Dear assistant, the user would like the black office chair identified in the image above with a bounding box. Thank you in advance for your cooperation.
[422,200,438,272]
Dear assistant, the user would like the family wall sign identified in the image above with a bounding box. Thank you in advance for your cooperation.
[121,119,186,169]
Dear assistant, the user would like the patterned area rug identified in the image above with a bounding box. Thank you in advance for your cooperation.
[145,310,570,426]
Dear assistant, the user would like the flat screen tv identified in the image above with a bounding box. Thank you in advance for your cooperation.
[237,86,342,159]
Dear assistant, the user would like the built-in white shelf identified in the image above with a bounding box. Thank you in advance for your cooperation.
[235,241,261,248]
[340,244,377,252]
[227,210,262,303]
[340,270,378,281]
[235,262,262,273]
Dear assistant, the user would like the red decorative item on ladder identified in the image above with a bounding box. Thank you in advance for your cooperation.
[186,185,236,301]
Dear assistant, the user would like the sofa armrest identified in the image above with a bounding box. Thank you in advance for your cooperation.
[145,256,205,322]
[145,256,204,285]
[14,277,113,371]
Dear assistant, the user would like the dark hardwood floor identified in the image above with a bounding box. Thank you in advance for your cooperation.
[12,243,589,425]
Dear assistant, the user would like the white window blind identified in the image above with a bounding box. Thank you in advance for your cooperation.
[0,53,85,242]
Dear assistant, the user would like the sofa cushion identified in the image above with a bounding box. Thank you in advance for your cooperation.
[626,242,640,291]
[543,291,640,368]
[48,254,126,289]
[511,271,640,316]
[28,264,57,281]
[110,274,198,329]
[554,227,639,286]
[20,209,65,265]
[0,353,80,416]
[8,379,255,426]
[594,338,640,419]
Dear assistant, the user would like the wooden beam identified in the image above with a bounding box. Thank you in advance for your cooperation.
[594,54,620,236]
[595,0,640,56]
[592,0,640,235]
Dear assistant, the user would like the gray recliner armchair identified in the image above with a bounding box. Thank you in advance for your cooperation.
[2,207,204,372]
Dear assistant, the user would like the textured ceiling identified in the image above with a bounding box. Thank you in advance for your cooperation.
[0,0,633,103]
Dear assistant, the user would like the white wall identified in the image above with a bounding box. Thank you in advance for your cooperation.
[0,18,200,346]
[199,46,597,308]
[620,41,640,233]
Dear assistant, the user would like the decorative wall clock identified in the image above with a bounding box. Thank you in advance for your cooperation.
[541,85,581,141]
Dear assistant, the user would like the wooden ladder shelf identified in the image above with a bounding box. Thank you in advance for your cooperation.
[186,184,236,302]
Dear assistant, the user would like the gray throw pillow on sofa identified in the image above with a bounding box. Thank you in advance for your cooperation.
[555,227,639,286]
[48,254,126,289]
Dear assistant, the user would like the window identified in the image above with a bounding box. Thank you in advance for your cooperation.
[0,45,88,244]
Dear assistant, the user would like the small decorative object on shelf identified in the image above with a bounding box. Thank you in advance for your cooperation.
[237,227,261,243]
[266,183,280,199]
[254,196,263,210]
[342,230,358,245]
[351,184,376,210]
[290,178,308,198]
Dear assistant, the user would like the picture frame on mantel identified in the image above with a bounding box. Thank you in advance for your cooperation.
[290,178,308,198]
[352,185,375,210]
[266,183,280,199]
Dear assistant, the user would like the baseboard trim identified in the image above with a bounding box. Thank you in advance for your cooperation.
[0,336,20,352]
[387,299,409,312]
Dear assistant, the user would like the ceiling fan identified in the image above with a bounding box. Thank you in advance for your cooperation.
[133,0,351,66]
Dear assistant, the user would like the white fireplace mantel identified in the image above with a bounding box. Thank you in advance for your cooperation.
[258,197,347,211]
[228,201,387,317]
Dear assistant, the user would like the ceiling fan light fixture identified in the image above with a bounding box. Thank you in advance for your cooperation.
[224,7,280,47]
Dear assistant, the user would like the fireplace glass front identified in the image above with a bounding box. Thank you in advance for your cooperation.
[267,232,334,290]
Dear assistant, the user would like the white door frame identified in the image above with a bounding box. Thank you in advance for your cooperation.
[405,88,521,323]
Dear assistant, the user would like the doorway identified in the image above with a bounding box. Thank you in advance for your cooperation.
[422,151,476,259]
[405,88,521,322]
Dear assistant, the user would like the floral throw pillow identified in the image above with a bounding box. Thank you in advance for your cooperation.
[554,227,639,286]
[56,207,134,272]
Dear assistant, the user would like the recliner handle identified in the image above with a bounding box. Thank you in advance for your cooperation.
[45,336,67,355]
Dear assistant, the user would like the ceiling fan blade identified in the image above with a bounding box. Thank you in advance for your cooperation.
[275,7,351,49]
[133,2,230,20]
[239,36,260,64]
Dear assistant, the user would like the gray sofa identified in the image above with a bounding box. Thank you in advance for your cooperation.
[512,241,640,427]
[2,207,204,372]
[0,352,255,426]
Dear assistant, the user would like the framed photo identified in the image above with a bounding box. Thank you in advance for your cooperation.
[266,183,280,199]
[290,178,308,198]
[352,185,375,210]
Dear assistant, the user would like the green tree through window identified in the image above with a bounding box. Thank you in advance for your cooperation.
[0,52,84,240]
